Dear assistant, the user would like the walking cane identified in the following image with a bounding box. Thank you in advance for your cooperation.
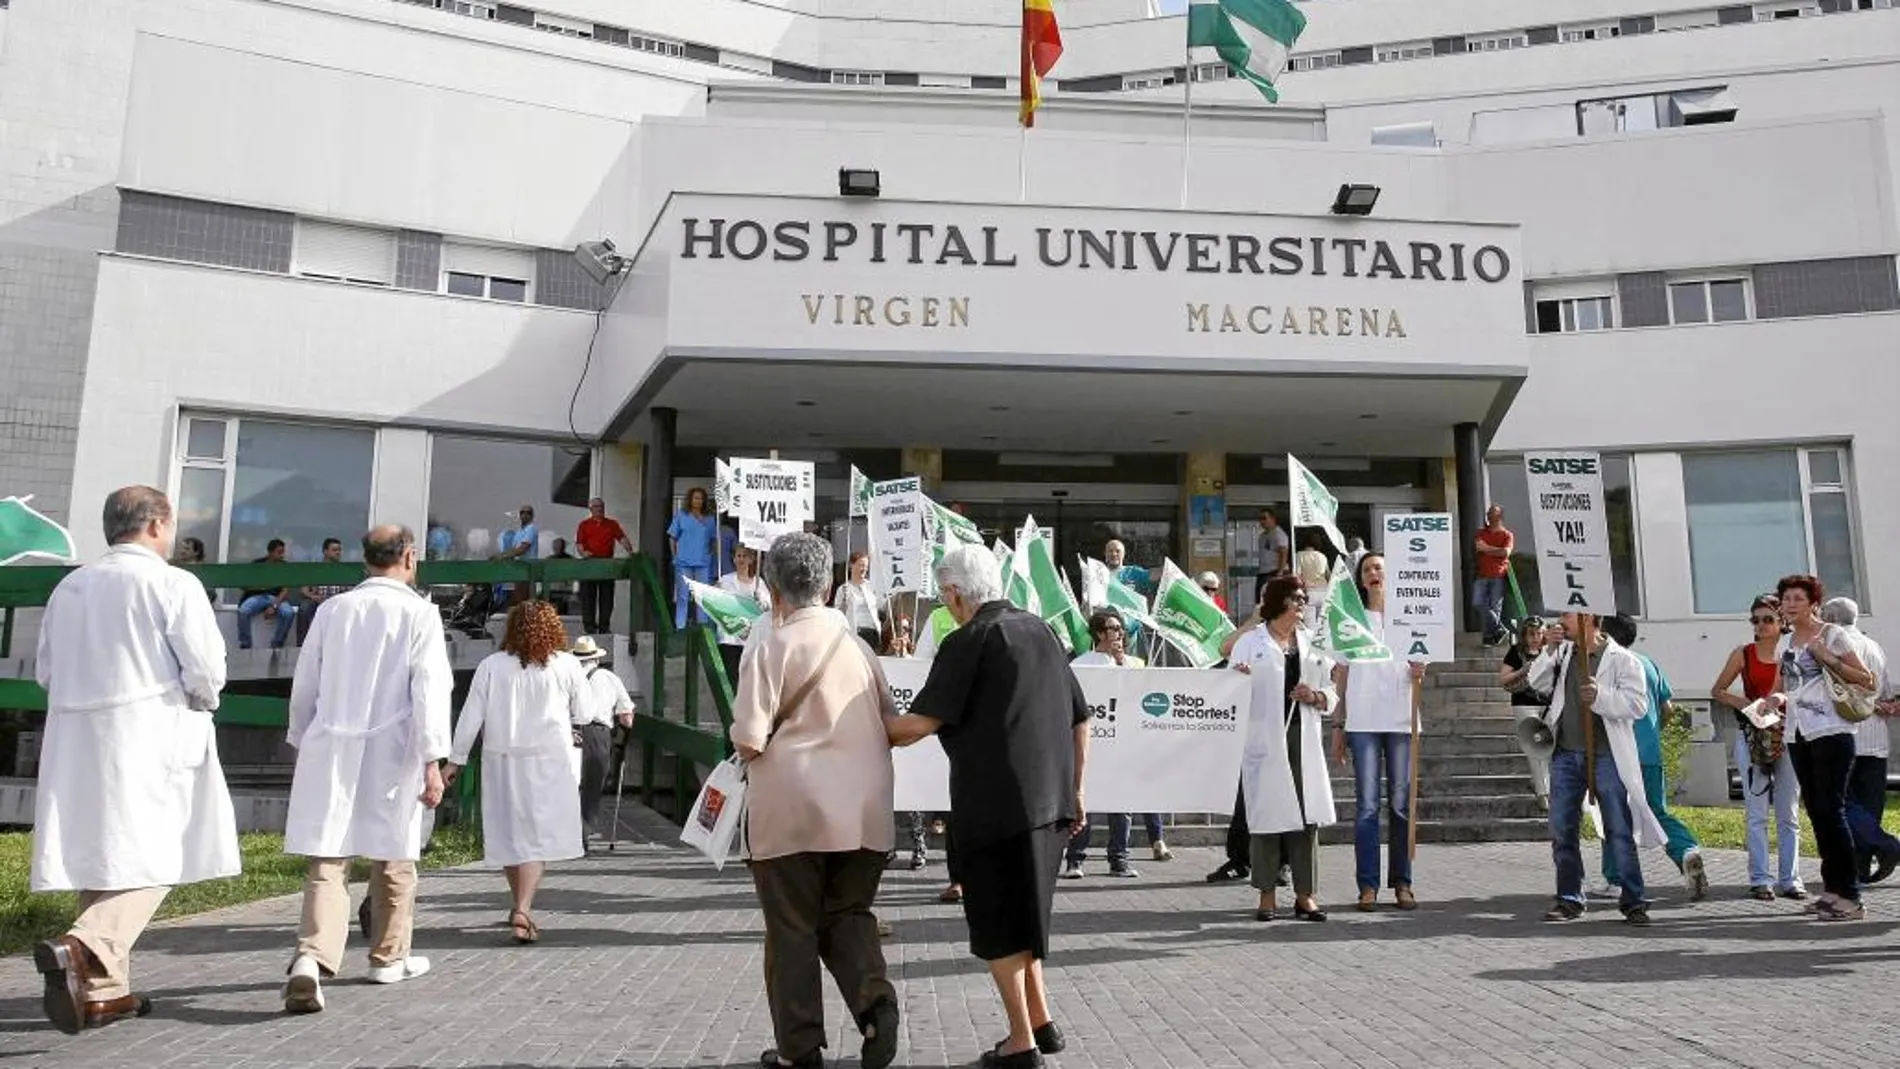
[606,729,629,853]
[1408,671,1423,861]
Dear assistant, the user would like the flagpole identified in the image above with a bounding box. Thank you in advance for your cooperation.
[1180,26,1194,210]
[1407,674,1423,861]
[1019,122,1030,203]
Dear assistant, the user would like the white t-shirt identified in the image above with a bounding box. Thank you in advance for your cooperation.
[1072,651,1146,668]
[577,663,634,727]
[1846,629,1890,759]
[1779,624,1860,742]
[1341,611,1414,734]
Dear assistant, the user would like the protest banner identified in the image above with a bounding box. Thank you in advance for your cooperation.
[873,477,927,594]
[1380,513,1456,663]
[734,457,814,551]
[885,659,1251,813]
[1523,451,1615,614]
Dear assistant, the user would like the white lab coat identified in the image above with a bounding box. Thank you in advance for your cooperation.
[31,544,240,892]
[1527,637,1668,848]
[284,578,454,861]
[1231,626,1339,834]
[451,650,589,866]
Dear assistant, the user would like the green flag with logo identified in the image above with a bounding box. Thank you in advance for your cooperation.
[714,459,738,517]
[849,466,873,519]
[0,496,74,566]
[1287,455,1390,662]
[1149,558,1235,668]
[1079,556,1156,632]
[1018,516,1088,653]
[683,577,766,643]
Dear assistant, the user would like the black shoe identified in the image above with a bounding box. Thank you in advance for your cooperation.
[1033,1022,1066,1055]
[1542,900,1584,922]
[1872,849,1900,886]
[1623,907,1652,927]
[1205,862,1248,883]
[1294,905,1328,922]
[1107,861,1140,879]
[980,1046,1045,1068]
[759,1049,824,1069]
[859,997,900,1069]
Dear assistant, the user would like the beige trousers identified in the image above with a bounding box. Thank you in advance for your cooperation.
[70,886,173,1001]
[295,859,416,975]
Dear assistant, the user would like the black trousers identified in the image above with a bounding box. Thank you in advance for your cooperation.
[577,723,613,832]
[1790,733,1860,902]
[1851,755,1889,824]
[1225,784,1251,868]
[750,849,895,1061]
[579,579,615,634]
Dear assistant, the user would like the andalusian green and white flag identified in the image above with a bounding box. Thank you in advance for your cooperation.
[0,496,74,566]
[929,501,983,547]
[849,465,873,519]
[1018,516,1089,653]
[1321,557,1391,663]
[682,577,766,643]
[1079,556,1156,630]
[1287,455,1390,662]
[998,540,1040,615]
[713,459,738,516]
[1186,0,1306,103]
[1149,558,1235,668]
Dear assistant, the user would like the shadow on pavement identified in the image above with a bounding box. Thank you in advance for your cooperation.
[1475,937,1900,983]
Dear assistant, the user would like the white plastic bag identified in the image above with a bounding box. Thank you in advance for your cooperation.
[679,755,748,870]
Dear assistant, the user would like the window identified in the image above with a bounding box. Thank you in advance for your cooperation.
[1534,295,1615,333]
[1668,278,1750,323]
[173,413,373,567]
[1466,34,1529,51]
[1289,53,1341,71]
[426,436,592,561]
[1486,455,1641,616]
[830,70,885,86]
[1683,447,1861,612]
[1191,62,1231,82]
[294,220,395,286]
[1580,85,1734,134]
[625,33,685,57]
[441,242,535,303]
[441,0,493,17]
[1561,24,1621,41]
[1376,45,1432,62]
[533,13,592,37]
[1122,73,1176,89]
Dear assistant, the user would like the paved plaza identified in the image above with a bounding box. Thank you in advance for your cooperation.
[2,804,1896,1069]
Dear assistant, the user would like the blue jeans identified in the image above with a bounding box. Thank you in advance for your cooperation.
[1471,576,1507,640]
[1604,764,1700,884]
[1066,813,1165,865]
[1549,748,1645,911]
[1733,732,1803,890]
[674,562,713,628]
[1349,731,1413,891]
[236,594,296,649]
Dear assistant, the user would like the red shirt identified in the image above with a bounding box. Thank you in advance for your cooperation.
[1476,526,1513,579]
[576,516,627,559]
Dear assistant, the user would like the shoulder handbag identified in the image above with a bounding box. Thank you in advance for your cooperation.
[1734,645,1786,768]
[1820,628,1877,723]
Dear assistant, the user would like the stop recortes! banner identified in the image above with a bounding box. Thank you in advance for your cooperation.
[881,658,1252,813]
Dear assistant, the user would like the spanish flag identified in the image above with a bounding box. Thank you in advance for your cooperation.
[1020,0,1063,127]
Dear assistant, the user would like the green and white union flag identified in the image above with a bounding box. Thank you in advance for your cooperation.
[1319,557,1392,663]
[849,466,873,519]
[1186,0,1307,103]
[1149,558,1236,669]
[683,577,766,643]
[1079,556,1155,628]
[0,496,74,566]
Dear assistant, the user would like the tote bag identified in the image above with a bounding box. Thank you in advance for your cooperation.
[680,755,749,870]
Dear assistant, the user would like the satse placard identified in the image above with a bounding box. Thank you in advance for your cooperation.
[1381,512,1455,662]
[1523,451,1616,614]
[873,477,926,594]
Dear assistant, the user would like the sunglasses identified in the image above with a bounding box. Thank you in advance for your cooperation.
[1751,614,1779,625]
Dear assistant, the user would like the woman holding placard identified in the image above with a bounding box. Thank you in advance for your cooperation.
[1331,554,1427,912]
[1229,576,1338,922]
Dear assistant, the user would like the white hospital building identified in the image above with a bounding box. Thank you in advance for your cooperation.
[1,0,1896,700]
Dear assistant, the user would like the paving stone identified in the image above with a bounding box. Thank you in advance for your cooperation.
[1,803,1895,1067]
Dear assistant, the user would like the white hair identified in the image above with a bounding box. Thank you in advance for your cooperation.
[1820,597,1861,627]
[936,544,1002,604]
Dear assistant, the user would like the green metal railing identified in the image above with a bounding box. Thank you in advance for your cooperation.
[0,553,735,823]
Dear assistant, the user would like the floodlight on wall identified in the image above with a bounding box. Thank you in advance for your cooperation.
[1330,183,1381,216]
[573,239,630,286]
[838,168,881,198]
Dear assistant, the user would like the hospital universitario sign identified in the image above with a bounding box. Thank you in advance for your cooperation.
[658,195,1526,368]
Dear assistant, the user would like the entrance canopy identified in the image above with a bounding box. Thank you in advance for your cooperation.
[589,193,1528,453]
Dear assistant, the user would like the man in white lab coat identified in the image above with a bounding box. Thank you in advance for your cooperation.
[31,486,240,1034]
[282,525,452,1014]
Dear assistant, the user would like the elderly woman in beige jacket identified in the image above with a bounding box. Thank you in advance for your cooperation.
[730,532,900,1069]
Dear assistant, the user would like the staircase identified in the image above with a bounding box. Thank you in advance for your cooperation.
[1317,634,1545,845]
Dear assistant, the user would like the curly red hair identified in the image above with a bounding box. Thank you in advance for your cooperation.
[502,600,566,668]
[1775,574,1825,609]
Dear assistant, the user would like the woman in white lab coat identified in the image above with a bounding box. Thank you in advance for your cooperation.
[1229,575,1338,922]
[445,600,588,944]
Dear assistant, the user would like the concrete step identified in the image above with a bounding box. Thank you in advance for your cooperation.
[1335,793,1548,822]
[1424,671,1501,689]
[1415,715,1522,737]
[1419,701,1519,720]
[1327,773,1535,798]
[1418,753,1536,778]
[1423,732,1523,756]
[1160,817,1547,847]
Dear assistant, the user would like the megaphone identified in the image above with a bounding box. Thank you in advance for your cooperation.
[1514,707,1555,806]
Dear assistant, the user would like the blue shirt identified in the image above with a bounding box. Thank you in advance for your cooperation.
[1632,652,1674,768]
[1113,565,1152,596]
[500,523,539,560]
[667,511,718,567]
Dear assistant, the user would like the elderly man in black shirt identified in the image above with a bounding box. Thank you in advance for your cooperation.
[888,544,1090,1069]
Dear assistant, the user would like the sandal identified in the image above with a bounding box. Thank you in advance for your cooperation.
[509,909,540,945]
[1394,886,1418,911]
